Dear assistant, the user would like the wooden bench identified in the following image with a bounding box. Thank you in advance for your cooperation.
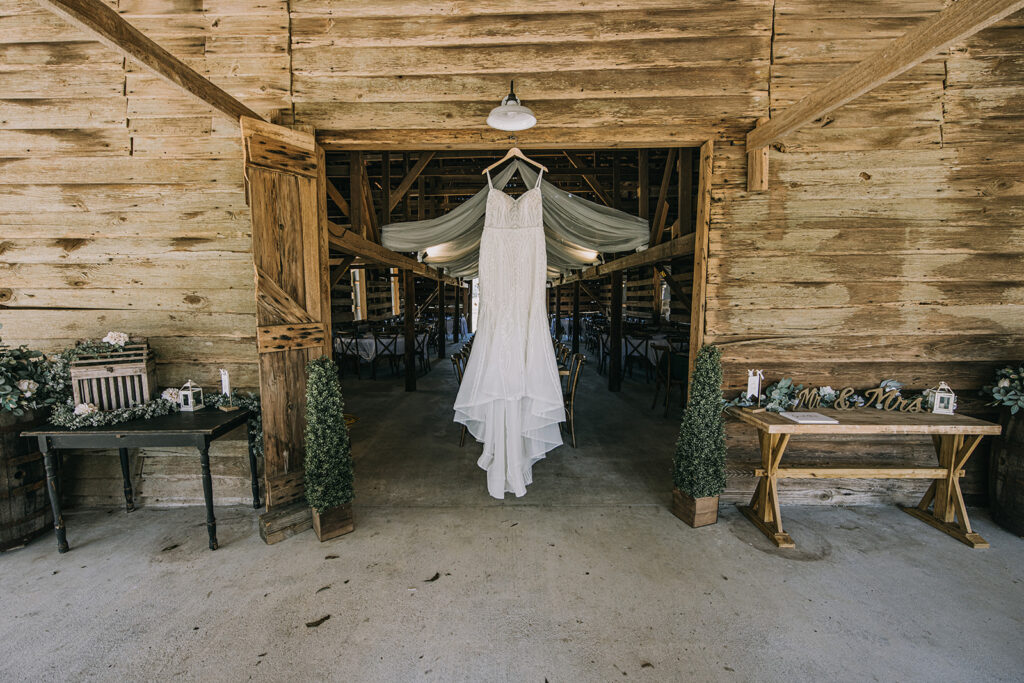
[726,407,1002,549]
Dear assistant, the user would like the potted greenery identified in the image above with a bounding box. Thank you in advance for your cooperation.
[304,356,355,541]
[984,364,1024,536]
[671,344,727,527]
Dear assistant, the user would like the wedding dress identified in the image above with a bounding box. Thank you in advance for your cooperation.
[454,168,565,499]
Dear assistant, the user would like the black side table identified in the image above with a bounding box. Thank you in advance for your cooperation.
[23,408,260,553]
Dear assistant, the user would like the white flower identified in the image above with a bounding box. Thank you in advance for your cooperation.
[74,403,98,416]
[102,331,129,346]
[998,378,1011,388]
[161,388,180,402]
[16,379,38,397]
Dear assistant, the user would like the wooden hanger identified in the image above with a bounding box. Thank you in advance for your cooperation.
[481,147,549,174]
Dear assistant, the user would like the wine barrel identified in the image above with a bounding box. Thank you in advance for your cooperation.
[1,411,53,551]
[990,410,1024,537]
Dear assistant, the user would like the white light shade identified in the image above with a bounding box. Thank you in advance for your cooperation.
[487,97,536,131]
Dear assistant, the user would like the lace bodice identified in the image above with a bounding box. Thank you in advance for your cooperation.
[484,170,543,230]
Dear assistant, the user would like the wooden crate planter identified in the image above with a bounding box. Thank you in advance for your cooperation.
[672,488,719,528]
[311,503,354,541]
[70,343,157,410]
[1,410,52,551]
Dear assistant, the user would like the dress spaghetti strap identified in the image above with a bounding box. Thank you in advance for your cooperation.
[486,170,494,189]
[535,168,544,189]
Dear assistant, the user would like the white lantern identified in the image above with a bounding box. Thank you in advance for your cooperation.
[932,381,956,415]
[746,369,764,402]
[178,380,204,412]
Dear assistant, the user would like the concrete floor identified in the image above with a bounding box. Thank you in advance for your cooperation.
[2,352,1022,682]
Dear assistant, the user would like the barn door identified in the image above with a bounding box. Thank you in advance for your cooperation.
[241,117,331,509]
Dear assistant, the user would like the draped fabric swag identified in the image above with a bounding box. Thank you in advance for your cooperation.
[381,160,649,279]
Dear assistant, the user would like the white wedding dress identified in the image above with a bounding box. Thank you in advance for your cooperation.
[454,169,565,499]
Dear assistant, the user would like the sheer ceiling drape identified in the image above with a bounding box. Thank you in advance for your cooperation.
[381,159,649,279]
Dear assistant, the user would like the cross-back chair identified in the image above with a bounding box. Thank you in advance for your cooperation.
[651,344,688,417]
[561,353,586,447]
[451,353,469,447]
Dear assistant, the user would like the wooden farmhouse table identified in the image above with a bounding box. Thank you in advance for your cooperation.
[23,409,259,554]
[726,407,1002,549]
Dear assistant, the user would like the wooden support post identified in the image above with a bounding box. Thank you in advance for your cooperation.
[464,283,473,333]
[747,117,769,192]
[350,151,364,238]
[609,272,623,392]
[403,270,416,392]
[437,279,446,360]
[572,280,581,355]
[417,175,426,220]
[453,279,461,343]
[687,140,714,390]
[380,151,391,227]
[637,150,649,221]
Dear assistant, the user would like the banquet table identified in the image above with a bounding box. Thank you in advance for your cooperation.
[335,333,428,361]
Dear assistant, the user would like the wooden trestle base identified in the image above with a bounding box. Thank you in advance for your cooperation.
[726,408,1000,550]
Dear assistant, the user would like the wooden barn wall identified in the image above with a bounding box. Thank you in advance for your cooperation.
[2,0,1022,506]
[709,2,1024,505]
[0,0,290,394]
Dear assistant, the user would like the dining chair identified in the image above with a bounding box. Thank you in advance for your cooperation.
[336,336,362,379]
[624,336,651,382]
[415,331,431,373]
[372,332,401,379]
[651,344,689,417]
[450,353,469,447]
[598,333,610,375]
[561,353,586,447]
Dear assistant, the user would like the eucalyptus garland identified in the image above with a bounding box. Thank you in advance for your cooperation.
[44,341,264,463]
[204,390,264,461]
[49,397,179,428]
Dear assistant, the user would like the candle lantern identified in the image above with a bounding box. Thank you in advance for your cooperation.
[932,381,956,415]
[178,380,204,412]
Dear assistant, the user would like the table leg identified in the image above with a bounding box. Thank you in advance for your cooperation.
[900,434,989,548]
[737,430,795,548]
[118,447,136,513]
[246,424,261,509]
[39,439,69,553]
[199,443,218,550]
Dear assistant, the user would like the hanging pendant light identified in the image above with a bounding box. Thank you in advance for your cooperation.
[486,80,537,132]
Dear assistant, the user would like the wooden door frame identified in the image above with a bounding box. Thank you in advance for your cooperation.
[320,135,715,389]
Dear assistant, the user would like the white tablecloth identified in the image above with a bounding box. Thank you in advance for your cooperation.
[335,333,428,361]
[446,315,468,340]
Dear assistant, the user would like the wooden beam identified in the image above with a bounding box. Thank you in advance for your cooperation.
[678,148,693,235]
[350,151,364,238]
[380,151,391,229]
[360,160,380,242]
[561,233,696,284]
[35,0,263,123]
[580,282,611,319]
[651,148,678,244]
[403,269,416,392]
[747,117,769,192]
[571,280,581,355]
[330,255,355,287]
[637,149,650,221]
[564,152,613,207]
[415,287,438,319]
[688,140,714,389]
[327,221,457,285]
[746,0,1024,152]
[657,265,690,314]
[389,152,436,212]
[325,179,350,217]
